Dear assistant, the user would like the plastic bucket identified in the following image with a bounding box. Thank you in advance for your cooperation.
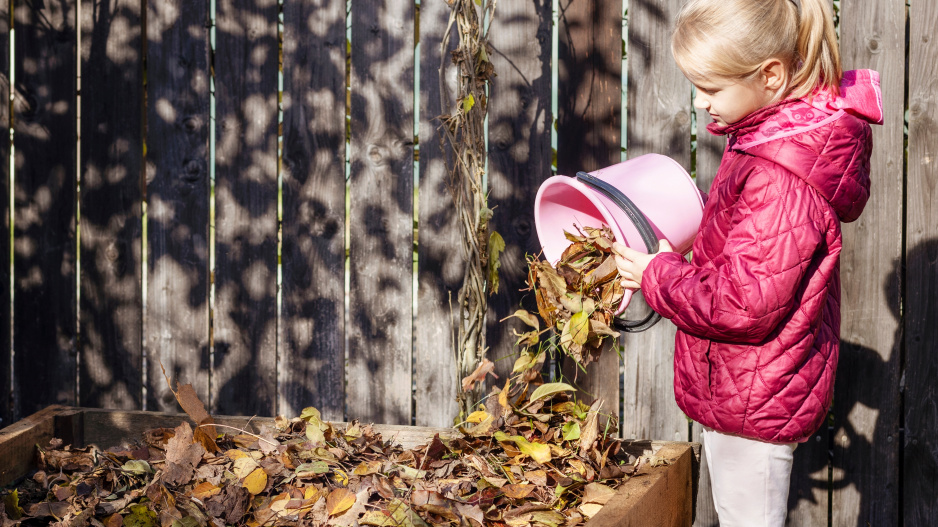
[533,153,705,315]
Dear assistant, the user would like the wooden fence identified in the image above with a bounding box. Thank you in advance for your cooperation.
[0,0,934,525]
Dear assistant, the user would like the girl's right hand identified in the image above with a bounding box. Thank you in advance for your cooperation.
[613,240,674,290]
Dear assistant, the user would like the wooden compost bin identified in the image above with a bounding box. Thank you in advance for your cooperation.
[0,406,700,527]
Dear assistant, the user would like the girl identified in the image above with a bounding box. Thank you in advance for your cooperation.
[614,0,882,525]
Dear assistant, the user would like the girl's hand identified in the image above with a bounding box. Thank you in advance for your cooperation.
[613,240,674,290]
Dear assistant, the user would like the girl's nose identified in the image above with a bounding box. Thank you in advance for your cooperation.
[693,92,709,110]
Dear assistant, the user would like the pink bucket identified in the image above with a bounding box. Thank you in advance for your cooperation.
[533,153,705,316]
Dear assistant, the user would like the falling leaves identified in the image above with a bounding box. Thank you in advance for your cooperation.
[461,357,499,392]
[518,225,625,368]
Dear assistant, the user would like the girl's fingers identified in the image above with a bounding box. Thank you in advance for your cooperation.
[620,278,641,290]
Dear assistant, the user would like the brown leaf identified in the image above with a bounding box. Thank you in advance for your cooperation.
[162,422,206,486]
[461,358,498,392]
[501,484,535,499]
[161,362,218,453]
[578,400,602,458]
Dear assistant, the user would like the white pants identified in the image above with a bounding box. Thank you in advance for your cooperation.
[701,427,797,527]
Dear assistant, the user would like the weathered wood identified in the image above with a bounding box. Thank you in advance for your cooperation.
[690,56,723,527]
[145,0,211,412]
[0,405,77,487]
[79,0,144,411]
[280,0,347,422]
[213,0,279,416]
[829,2,906,526]
[486,0,552,381]
[1,405,699,527]
[587,443,695,527]
[12,0,77,421]
[622,0,689,447]
[415,0,461,427]
[904,0,938,523]
[0,1,10,429]
[347,0,415,425]
[556,0,623,422]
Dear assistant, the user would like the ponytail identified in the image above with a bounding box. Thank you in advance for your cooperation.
[789,0,842,98]
[672,0,842,100]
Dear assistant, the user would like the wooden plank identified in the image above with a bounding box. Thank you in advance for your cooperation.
[415,0,461,427]
[12,0,77,421]
[556,0,622,422]
[279,0,347,421]
[212,0,279,416]
[904,0,938,524]
[0,0,10,429]
[826,2,906,526]
[486,0,552,382]
[78,0,143,410]
[0,405,78,487]
[145,0,211,412]
[347,0,415,425]
[586,442,695,527]
[621,0,689,447]
[691,91,722,527]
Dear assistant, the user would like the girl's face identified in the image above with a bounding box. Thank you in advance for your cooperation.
[692,75,779,126]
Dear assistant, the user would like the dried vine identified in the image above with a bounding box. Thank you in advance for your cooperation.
[439,0,501,420]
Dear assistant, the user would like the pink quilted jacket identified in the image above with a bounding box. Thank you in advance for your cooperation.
[642,71,882,443]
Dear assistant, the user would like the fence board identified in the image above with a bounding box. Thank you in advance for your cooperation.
[828,2,906,525]
[622,0,689,446]
[78,0,143,411]
[280,0,347,421]
[12,0,77,421]
[556,0,622,420]
[905,0,938,523]
[415,0,460,427]
[347,0,415,425]
[486,0,552,383]
[692,97,722,527]
[0,1,10,428]
[145,0,211,412]
[213,0,279,416]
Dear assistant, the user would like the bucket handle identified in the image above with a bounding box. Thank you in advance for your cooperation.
[575,171,662,333]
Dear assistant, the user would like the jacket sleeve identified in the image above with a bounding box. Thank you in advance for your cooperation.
[642,167,825,343]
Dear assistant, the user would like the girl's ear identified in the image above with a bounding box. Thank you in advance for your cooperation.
[760,59,788,94]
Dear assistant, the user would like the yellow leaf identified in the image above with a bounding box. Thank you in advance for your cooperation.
[233,456,260,479]
[326,488,356,517]
[568,310,590,345]
[528,382,575,404]
[304,486,321,501]
[333,469,349,486]
[466,410,491,424]
[242,467,268,495]
[488,231,505,293]
[353,460,382,476]
[462,93,475,114]
[226,449,249,460]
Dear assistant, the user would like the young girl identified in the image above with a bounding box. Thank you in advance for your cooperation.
[614,0,882,525]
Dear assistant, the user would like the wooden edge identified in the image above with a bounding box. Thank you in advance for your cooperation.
[68,407,456,452]
[0,405,82,487]
[586,442,697,527]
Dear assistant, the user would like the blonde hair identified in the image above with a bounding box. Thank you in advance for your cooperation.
[671,0,842,99]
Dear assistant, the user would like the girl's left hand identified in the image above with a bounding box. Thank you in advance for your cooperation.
[613,240,674,290]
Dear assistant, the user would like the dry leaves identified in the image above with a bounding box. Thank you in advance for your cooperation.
[513,226,624,368]
[1,376,638,527]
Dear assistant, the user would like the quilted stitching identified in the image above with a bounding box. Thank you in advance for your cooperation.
[645,98,873,444]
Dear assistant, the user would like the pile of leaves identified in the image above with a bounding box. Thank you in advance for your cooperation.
[1,376,648,527]
[510,226,624,368]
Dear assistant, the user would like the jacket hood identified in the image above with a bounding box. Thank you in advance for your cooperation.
[707,70,882,223]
